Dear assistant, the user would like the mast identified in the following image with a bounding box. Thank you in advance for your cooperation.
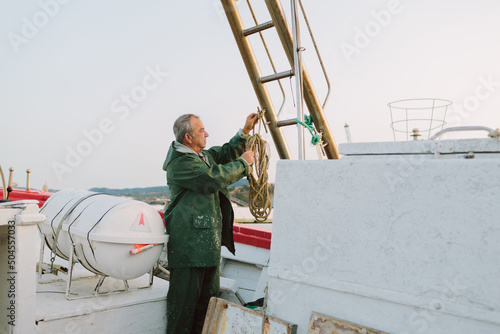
[291,0,305,160]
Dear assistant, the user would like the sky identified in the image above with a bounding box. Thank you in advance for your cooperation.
[1,0,500,191]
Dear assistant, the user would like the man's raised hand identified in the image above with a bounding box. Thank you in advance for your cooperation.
[243,113,259,135]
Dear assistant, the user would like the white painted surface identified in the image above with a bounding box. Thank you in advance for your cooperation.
[222,241,270,267]
[339,138,500,156]
[268,145,500,334]
[36,271,168,333]
[220,276,239,294]
[0,202,46,334]
[221,242,270,304]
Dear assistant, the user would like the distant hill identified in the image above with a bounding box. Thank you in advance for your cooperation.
[89,186,169,195]
[88,178,253,206]
[229,182,274,207]
[229,178,249,188]
[90,178,246,195]
[89,186,169,205]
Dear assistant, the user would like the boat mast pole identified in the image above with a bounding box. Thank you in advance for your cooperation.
[291,0,305,160]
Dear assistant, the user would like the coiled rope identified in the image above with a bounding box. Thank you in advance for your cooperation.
[247,113,272,222]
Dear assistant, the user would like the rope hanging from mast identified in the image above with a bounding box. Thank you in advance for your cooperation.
[247,109,272,222]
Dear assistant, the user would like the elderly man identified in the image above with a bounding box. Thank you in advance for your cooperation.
[162,113,257,334]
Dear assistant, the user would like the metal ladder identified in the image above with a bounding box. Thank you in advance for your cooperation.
[221,0,340,159]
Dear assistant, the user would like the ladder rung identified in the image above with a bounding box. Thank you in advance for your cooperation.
[242,21,275,36]
[276,119,298,127]
[260,70,293,84]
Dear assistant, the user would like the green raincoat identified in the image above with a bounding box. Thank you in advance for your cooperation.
[162,132,251,268]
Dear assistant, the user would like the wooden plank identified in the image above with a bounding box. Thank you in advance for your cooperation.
[307,313,388,334]
[202,297,296,334]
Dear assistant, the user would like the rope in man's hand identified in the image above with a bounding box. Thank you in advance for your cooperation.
[247,109,272,222]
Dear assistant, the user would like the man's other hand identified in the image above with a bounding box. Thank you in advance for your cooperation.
[241,150,255,165]
[243,113,259,135]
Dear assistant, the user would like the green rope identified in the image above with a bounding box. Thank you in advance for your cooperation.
[296,115,322,145]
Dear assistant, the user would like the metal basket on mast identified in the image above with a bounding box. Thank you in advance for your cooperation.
[388,98,452,141]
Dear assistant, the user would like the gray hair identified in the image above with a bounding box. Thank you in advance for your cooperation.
[173,114,199,143]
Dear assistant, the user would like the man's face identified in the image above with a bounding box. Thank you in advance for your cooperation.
[188,117,209,153]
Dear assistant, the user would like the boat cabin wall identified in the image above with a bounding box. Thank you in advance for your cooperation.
[267,154,500,334]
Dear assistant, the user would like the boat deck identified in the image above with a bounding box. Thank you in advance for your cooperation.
[36,271,168,333]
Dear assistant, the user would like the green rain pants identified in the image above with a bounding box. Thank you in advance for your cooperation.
[166,266,219,334]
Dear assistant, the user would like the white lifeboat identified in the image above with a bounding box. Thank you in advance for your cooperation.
[38,189,168,280]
